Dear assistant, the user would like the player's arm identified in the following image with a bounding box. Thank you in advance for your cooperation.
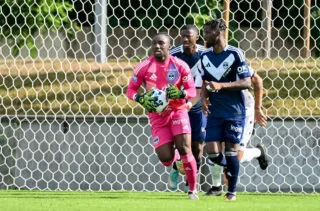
[205,55,252,91]
[186,64,203,110]
[189,88,201,106]
[180,63,196,100]
[187,88,201,111]
[251,73,267,127]
[126,66,156,112]
[198,58,211,115]
[204,77,251,92]
[201,83,211,116]
[126,63,151,101]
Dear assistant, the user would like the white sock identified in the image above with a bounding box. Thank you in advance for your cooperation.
[240,148,261,163]
[209,164,222,187]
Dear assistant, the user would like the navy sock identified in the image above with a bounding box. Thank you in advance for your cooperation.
[225,151,240,194]
[208,152,227,167]
[195,158,202,171]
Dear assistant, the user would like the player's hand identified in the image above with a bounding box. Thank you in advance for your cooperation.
[201,97,211,116]
[135,90,156,112]
[204,80,222,92]
[166,84,186,99]
[186,101,192,111]
[255,108,268,127]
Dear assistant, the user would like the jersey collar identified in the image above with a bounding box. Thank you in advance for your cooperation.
[179,44,200,53]
[223,44,229,51]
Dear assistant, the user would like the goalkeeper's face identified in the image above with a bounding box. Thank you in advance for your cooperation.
[152,34,171,62]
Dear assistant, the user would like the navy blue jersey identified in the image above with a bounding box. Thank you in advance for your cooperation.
[200,45,251,119]
[170,44,206,113]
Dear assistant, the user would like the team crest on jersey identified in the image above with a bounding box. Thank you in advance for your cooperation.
[167,64,179,83]
[132,75,137,82]
[153,136,159,145]
[223,62,229,69]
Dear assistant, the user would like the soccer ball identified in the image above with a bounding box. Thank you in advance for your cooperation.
[151,89,169,113]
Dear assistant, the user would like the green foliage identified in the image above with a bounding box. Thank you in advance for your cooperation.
[108,0,183,29]
[107,0,222,29]
[227,19,241,47]
[187,0,221,27]
[186,0,240,46]
[0,0,79,58]
[187,14,212,27]
[311,7,320,56]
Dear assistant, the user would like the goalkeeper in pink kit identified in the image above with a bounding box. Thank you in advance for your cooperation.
[126,32,199,199]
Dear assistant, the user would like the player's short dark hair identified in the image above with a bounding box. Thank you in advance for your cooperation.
[181,25,199,35]
[154,32,172,45]
[204,19,227,31]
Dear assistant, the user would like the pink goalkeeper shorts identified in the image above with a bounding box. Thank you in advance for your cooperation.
[149,109,191,149]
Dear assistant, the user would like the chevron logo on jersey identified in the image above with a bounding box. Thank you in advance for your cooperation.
[153,136,159,145]
[202,54,235,80]
[131,75,137,82]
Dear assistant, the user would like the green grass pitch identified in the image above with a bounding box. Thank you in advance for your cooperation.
[0,191,319,211]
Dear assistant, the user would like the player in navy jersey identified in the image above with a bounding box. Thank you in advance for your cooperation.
[205,67,269,197]
[199,19,252,201]
[167,25,207,192]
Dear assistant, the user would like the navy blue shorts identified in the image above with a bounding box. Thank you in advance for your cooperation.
[205,117,245,144]
[188,110,206,142]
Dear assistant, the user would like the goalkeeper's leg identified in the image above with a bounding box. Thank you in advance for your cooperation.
[150,115,182,190]
[172,109,198,197]
[174,134,197,195]
[168,150,181,190]
[157,109,198,199]
[155,143,181,191]
[183,110,206,192]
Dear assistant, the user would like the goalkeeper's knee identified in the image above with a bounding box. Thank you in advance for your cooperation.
[161,151,179,167]
[161,159,175,167]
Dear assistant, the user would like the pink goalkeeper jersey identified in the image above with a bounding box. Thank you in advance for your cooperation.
[126,55,196,113]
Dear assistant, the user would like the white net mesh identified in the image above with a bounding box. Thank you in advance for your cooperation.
[0,0,319,192]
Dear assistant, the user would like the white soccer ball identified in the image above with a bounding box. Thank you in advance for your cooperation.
[151,89,169,113]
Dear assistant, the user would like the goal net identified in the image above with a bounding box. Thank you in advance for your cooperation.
[0,0,319,193]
